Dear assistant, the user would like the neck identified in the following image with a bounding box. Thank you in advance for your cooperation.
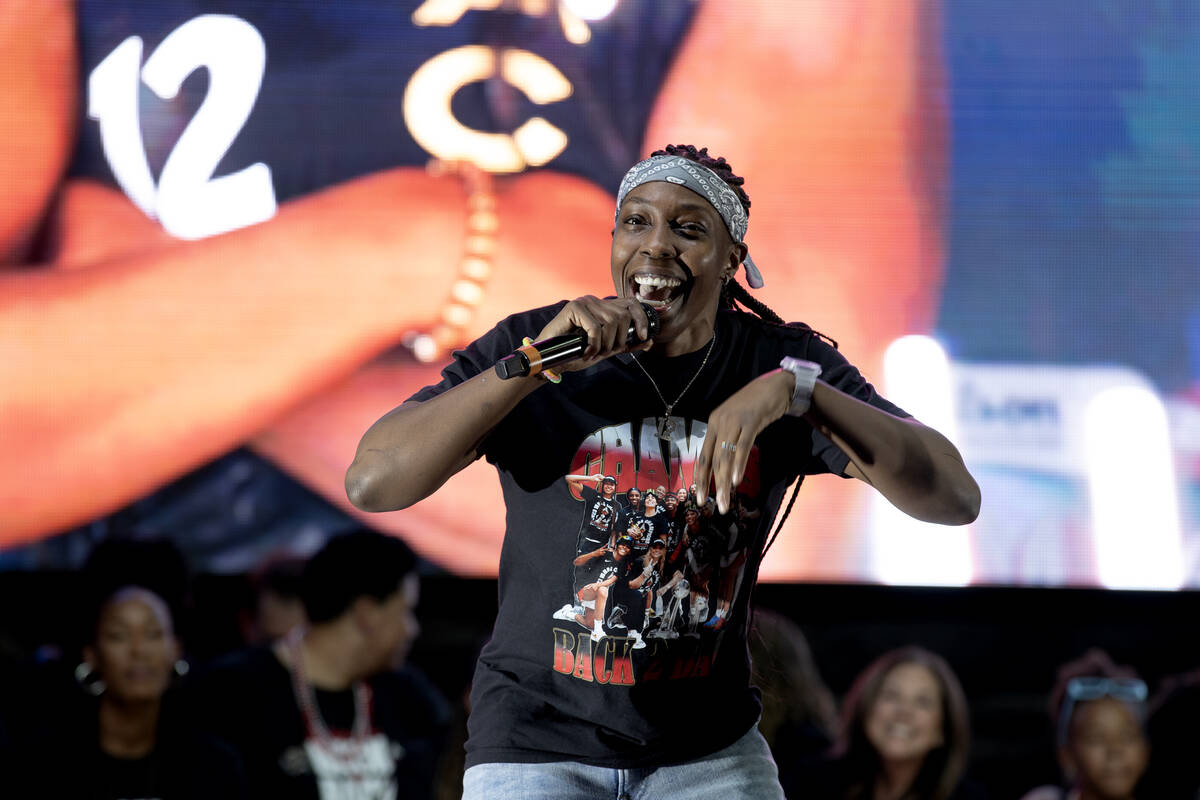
[647,326,716,359]
[97,694,160,758]
[874,758,923,800]
[1078,788,1128,800]
[294,624,362,690]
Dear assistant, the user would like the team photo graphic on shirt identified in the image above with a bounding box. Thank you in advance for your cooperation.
[552,417,761,686]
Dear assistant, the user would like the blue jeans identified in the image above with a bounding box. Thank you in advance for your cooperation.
[461,725,784,800]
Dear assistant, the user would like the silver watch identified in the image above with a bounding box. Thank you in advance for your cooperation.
[779,357,822,416]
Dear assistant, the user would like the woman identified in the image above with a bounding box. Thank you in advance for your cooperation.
[1020,650,1149,800]
[21,586,244,799]
[748,608,839,787]
[347,144,978,798]
[804,646,982,800]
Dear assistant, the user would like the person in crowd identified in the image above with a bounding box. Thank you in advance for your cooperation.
[1020,649,1150,800]
[346,142,978,799]
[238,554,309,645]
[15,585,246,799]
[190,529,450,799]
[563,473,622,597]
[748,607,839,794]
[1143,662,1200,799]
[797,645,983,800]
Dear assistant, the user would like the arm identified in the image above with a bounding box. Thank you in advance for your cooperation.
[346,295,655,512]
[695,370,980,526]
[0,0,75,262]
[573,545,610,567]
[564,474,602,488]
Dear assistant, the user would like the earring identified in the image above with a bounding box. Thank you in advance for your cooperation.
[74,661,106,697]
[174,659,190,678]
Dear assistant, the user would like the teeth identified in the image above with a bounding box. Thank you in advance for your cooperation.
[634,275,681,289]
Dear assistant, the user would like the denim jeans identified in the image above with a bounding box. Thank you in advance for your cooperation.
[461,725,785,800]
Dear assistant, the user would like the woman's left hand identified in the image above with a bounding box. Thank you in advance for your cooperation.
[694,369,795,514]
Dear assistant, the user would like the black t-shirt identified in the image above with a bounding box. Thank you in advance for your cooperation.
[409,304,908,769]
[10,689,247,800]
[788,755,990,800]
[189,646,450,800]
[1143,675,1200,799]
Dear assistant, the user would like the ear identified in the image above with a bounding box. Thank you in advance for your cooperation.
[1056,747,1078,783]
[350,595,382,632]
[82,645,97,667]
[725,242,748,281]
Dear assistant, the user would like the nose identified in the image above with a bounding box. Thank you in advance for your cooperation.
[640,220,676,259]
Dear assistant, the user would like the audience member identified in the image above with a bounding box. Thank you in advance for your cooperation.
[238,554,309,645]
[190,529,450,799]
[1020,649,1149,800]
[795,645,984,800]
[749,608,839,791]
[15,585,246,799]
[1143,663,1200,799]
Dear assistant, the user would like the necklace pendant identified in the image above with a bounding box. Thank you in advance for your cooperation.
[656,415,675,441]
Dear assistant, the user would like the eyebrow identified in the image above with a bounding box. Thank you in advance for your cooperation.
[622,195,715,217]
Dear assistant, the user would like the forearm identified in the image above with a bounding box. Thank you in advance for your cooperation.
[346,367,543,512]
[805,381,980,525]
[0,170,466,541]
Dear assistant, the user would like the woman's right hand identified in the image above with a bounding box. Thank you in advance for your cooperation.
[531,295,655,373]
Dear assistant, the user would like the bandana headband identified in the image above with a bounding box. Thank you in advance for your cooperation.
[615,155,764,288]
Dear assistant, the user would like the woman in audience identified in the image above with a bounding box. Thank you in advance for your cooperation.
[798,645,983,800]
[1020,649,1149,800]
[20,585,245,799]
[749,607,839,791]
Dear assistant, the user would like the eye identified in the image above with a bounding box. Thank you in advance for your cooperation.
[623,214,647,226]
[674,221,706,237]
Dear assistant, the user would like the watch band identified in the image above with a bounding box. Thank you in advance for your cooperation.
[779,357,822,417]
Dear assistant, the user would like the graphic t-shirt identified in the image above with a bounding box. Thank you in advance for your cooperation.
[409,304,909,769]
[189,647,450,800]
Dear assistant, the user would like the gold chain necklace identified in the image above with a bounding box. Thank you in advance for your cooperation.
[630,331,717,441]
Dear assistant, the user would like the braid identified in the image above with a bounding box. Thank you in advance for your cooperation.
[723,279,782,323]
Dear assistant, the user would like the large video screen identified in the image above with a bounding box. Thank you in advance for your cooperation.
[2,1,1198,589]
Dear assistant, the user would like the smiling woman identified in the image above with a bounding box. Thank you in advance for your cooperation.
[797,646,981,800]
[11,585,247,798]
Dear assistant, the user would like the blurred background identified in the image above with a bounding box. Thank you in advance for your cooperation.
[2,1,1199,797]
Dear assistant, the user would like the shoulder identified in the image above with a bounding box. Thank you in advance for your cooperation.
[721,310,846,367]
[189,645,285,697]
[487,301,569,341]
[1017,787,1065,800]
[722,309,823,346]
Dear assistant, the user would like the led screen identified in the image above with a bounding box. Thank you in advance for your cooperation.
[2,0,1198,589]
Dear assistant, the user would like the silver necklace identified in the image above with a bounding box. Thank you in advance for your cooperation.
[630,331,717,441]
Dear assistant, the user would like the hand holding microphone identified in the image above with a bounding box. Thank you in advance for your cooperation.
[496,302,660,379]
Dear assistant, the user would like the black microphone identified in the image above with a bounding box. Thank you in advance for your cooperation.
[495,304,660,379]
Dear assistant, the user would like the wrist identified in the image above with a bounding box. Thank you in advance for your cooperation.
[778,357,822,417]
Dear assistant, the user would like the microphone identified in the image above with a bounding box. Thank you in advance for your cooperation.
[495,304,660,379]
